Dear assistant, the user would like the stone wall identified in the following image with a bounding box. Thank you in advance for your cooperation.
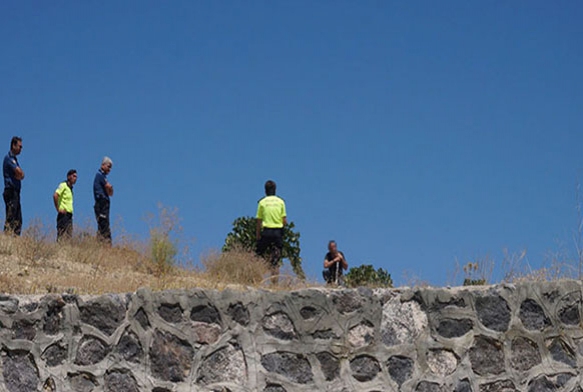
[1,282,583,391]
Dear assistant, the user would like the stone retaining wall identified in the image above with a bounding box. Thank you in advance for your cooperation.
[1,282,583,391]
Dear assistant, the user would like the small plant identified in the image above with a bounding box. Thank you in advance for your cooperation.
[344,264,393,288]
[462,258,494,286]
[223,216,305,280]
[146,204,183,277]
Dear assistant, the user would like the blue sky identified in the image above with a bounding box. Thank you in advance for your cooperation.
[1,1,582,285]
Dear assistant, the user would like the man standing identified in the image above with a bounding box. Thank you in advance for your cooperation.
[53,170,77,241]
[323,240,348,285]
[93,157,114,244]
[3,137,24,236]
[256,180,287,281]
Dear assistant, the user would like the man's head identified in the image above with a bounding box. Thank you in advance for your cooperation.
[265,180,277,196]
[10,137,22,156]
[101,156,113,174]
[328,240,338,254]
[67,169,78,186]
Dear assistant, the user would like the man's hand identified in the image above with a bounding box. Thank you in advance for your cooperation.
[105,183,114,196]
[14,167,24,180]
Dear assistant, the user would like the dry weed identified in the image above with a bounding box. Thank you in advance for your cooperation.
[202,247,271,287]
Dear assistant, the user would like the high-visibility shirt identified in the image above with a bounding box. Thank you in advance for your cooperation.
[55,182,74,213]
[256,195,286,228]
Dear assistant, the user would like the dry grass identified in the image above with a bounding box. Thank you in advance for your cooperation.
[0,228,315,294]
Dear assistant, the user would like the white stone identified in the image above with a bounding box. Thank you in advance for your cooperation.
[427,349,458,376]
[381,298,428,346]
[348,323,375,348]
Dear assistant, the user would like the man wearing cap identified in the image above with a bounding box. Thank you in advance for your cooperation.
[3,136,25,236]
[256,180,287,281]
[53,169,77,241]
[93,157,114,244]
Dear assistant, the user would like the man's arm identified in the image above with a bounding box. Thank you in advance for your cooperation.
[256,219,262,240]
[282,216,287,226]
[339,252,348,270]
[105,182,114,196]
[14,167,24,180]
[53,192,64,213]
[324,254,342,269]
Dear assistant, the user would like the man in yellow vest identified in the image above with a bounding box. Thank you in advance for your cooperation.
[256,180,287,280]
[53,169,77,241]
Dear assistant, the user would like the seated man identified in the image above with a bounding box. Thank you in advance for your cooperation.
[323,240,348,285]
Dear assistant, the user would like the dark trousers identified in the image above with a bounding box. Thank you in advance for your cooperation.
[94,198,111,244]
[3,188,22,236]
[56,212,73,241]
[256,228,283,267]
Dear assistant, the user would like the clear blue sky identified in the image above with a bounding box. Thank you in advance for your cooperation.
[1,1,582,285]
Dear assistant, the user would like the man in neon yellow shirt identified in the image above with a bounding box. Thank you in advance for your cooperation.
[256,180,287,279]
[53,169,77,241]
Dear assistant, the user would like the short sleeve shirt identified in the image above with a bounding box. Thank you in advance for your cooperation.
[256,195,286,228]
[55,182,74,213]
[3,152,21,191]
[325,251,346,278]
[93,170,109,201]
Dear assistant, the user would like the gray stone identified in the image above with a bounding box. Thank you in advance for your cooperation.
[42,341,68,367]
[528,374,573,392]
[387,356,414,387]
[12,318,36,340]
[548,338,576,367]
[150,330,194,382]
[68,372,98,392]
[190,304,221,325]
[300,306,321,320]
[261,352,313,384]
[115,332,143,363]
[158,303,183,323]
[479,380,516,392]
[510,337,541,371]
[435,318,473,338]
[134,307,150,329]
[312,329,337,340]
[381,298,428,346]
[43,298,65,335]
[21,301,38,313]
[559,303,580,325]
[104,369,139,392]
[79,296,126,336]
[455,379,473,392]
[333,291,363,314]
[316,352,340,381]
[348,321,375,347]
[475,295,510,332]
[197,344,247,385]
[519,299,550,331]
[0,295,19,314]
[416,382,443,392]
[263,312,296,340]
[227,302,250,326]
[427,349,457,376]
[350,355,381,382]
[75,336,110,366]
[43,377,56,392]
[469,336,505,376]
[152,388,172,392]
[2,350,39,392]
[264,384,287,392]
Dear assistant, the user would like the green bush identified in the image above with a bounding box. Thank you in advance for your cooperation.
[344,264,393,288]
[223,216,305,280]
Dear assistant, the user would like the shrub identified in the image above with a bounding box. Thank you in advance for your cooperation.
[223,216,305,279]
[344,264,393,288]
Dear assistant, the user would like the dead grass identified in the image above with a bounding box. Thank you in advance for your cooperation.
[0,229,315,294]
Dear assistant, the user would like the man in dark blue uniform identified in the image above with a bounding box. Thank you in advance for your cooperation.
[3,137,24,235]
[93,157,114,244]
